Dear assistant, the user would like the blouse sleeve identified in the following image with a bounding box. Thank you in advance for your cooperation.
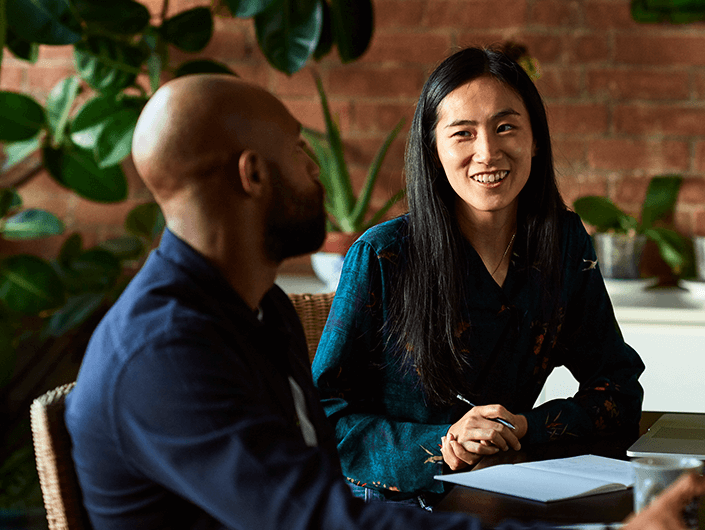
[523,218,645,444]
[312,239,449,496]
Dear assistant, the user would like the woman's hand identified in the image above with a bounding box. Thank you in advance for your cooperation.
[441,405,528,470]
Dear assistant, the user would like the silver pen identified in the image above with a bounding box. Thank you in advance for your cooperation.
[456,394,516,430]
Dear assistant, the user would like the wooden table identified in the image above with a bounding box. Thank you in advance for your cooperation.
[434,412,704,527]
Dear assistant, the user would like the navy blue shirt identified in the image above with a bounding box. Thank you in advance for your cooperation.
[65,228,505,530]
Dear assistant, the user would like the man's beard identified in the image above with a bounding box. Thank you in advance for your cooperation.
[264,162,327,262]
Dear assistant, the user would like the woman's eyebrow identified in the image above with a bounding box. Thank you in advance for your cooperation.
[444,108,521,129]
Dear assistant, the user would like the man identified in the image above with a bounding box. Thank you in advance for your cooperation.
[65,74,704,530]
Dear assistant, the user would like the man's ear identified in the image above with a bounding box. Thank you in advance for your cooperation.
[237,149,267,197]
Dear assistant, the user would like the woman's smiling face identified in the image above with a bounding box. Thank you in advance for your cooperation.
[435,75,535,224]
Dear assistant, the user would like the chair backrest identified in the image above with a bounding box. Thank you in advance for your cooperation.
[288,292,335,363]
[30,382,92,530]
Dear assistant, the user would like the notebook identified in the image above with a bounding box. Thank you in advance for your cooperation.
[627,413,705,459]
[434,455,634,503]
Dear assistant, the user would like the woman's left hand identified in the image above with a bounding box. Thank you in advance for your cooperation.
[441,432,481,471]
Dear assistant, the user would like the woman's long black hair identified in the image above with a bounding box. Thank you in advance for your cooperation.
[389,45,566,406]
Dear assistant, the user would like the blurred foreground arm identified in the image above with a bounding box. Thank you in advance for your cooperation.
[623,472,705,530]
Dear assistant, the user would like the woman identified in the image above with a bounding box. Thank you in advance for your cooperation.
[311,46,644,506]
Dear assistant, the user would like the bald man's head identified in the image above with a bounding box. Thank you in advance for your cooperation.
[131,75,295,201]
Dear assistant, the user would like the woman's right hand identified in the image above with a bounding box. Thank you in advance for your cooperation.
[442,404,527,470]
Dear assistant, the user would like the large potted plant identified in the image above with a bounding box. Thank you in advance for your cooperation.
[573,175,693,284]
[303,75,405,290]
[0,0,376,516]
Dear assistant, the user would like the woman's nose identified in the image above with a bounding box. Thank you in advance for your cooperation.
[473,132,499,164]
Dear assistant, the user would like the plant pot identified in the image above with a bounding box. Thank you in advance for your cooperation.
[593,233,647,280]
[311,232,361,291]
[694,236,705,281]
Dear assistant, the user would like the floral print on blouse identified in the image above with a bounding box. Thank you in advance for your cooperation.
[311,211,644,498]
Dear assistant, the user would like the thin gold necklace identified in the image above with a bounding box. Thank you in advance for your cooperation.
[490,232,516,277]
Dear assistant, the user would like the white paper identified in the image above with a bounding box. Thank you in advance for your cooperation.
[434,455,634,503]
[522,455,635,486]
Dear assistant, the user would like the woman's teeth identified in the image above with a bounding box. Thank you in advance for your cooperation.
[472,171,508,183]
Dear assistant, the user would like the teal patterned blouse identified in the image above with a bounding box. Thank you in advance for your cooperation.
[311,211,645,499]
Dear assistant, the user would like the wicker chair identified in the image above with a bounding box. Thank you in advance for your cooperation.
[30,382,92,530]
[288,292,336,362]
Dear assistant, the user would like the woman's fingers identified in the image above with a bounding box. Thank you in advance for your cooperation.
[441,433,488,470]
[449,404,523,451]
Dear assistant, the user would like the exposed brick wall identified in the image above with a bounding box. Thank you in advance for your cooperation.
[2,0,705,275]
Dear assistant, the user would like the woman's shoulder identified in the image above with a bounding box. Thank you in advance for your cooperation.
[356,214,409,253]
[559,209,590,242]
[558,209,586,233]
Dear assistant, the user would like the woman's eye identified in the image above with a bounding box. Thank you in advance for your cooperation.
[497,123,515,133]
[452,130,472,138]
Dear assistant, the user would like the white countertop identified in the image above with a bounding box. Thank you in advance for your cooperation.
[276,274,705,326]
[609,285,705,326]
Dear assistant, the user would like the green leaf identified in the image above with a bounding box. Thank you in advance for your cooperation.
[175,59,237,77]
[0,189,21,218]
[330,0,374,63]
[305,75,355,228]
[313,0,333,60]
[0,321,16,388]
[5,0,81,45]
[98,235,145,261]
[147,52,162,94]
[631,0,705,22]
[670,10,705,22]
[74,37,146,94]
[365,188,405,230]
[0,91,46,142]
[46,76,81,144]
[70,94,120,148]
[5,27,40,63]
[645,226,691,275]
[125,202,165,240]
[573,196,637,233]
[303,128,354,230]
[70,95,144,162]
[641,174,682,229]
[162,7,213,53]
[225,0,277,17]
[0,444,43,508]
[2,209,64,240]
[59,248,121,292]
[95,107,141,168]
[58,233,83,268]
[1,136,41,172]
[351,118,404,229]
[73,0,150,35]
[0,255,65,314]
[255,0,323,75]
[43,291,105,337]
[43,144,129,203]
[631,0,664,22]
